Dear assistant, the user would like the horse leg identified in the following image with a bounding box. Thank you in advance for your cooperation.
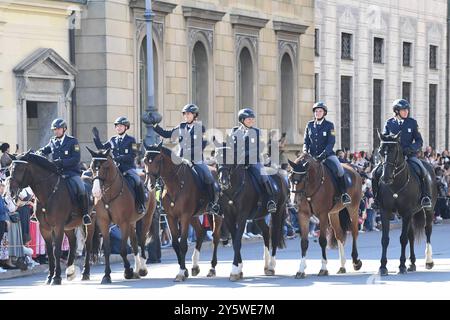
[208,215,223,277]
[230,218,247,281]
[190,217,205,277]
[167,214,183,279]
[97,215,112,284]
[119,223,138,279]
[350,206,362,271]
[425,210,434,270]
[65,229,77,281]
[82,222,95,280]
[51,225,65,285]
[296,212,310,279]
[379,209,391,276]
[407,224,416,272]
[317,214,329,276]
[130,223,147,278]
[174,216,190,282]
[255,218,273,276]
[329,213,346,274]
[398,215,411,274]
[40,227,55,285]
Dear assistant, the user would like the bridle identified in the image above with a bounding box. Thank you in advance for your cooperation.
[290,159,325,201]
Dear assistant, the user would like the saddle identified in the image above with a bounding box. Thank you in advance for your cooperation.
[323,159,353,189]
[65,177,93,206]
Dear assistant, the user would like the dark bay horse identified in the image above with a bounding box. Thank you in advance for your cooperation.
[87,148,156,284]
[289,153,362,278]
[8,151,96,285]
[143,142,223,281]
[214,139,289,281]
[376,132,437,275]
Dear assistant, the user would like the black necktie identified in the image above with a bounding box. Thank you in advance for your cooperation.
[55,140,61,148]
[118,137,122,145]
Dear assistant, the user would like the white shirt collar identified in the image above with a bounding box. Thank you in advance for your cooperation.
[315,119,324,126]
[117,133,127,140]
[56,134,66,145]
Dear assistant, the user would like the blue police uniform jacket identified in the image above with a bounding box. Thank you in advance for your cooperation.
[382,117,423,153]
[230,125,262,165]
[154,122,207,161]
[93,134,138,172]
[303,119,336,157]
[40,135,81,177]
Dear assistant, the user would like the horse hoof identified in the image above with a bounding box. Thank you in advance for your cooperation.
[295,272,306,279]
[67,272,76,281]
[240,272,243,279]
[207,269,216,277]
[426,262,434,270]
[407,264,416,272]
[379,267,389,276]
[229,273,241,282]
[191,266,200,277]
[45,277,52,285]
[138,269,148,277]
[51,278,62,286]
[264,268,275,276]
[398,267,407,275]
[124,268,134,279]
[101,275,112,284]
[174,274,186,282]
[318,269,329,277]
[353,259,362,271]
[132,272,140,279]
[337,267,346,274]
[81,274,90,281]
[184,269,189,278]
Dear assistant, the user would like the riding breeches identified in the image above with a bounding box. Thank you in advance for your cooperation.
[125,169,142,188]
[193,163,215,185]
[326,155,345,177]
[248,163,277,196]
[68,175,87,197]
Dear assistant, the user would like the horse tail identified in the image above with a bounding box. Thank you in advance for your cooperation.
[328,209,350,249]
[412,211,426,242]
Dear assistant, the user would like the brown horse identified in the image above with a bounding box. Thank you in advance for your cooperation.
[289,153,363,278]
[143,142,223,281]
[8,151,96,285]
[87,148,156,284]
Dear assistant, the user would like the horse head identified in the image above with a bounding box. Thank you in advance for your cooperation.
[288,156,310,188]
[143,141,164,180]
[8,150,38,199]
[87,147,113,199]
[213,135,235,190]
[378,130,402,185]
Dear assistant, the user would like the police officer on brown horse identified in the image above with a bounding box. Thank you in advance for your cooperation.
[38,118,92,225]
[92,116,146,214]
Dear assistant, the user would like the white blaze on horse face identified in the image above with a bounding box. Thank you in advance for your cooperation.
[298,257,307,273]
[425,243,433,263]
[192,249,200,267]
[264,246,270,269]
[92,179,102,199]
[338,240,346,268]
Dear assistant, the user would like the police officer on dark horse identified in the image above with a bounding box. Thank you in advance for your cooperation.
[303,102,352,205]
[372,99,433,210]
[37,118,92,226]
[92,116,146,214]
[152,104,220,215]
[230,108,277,213]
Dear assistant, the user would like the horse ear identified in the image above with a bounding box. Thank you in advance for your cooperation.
[86,146,97,157]
[288,159,297,169]
[157,140,163,149]
[104,148,111,157]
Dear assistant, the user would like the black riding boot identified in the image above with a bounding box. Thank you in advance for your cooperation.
[263,180,277,214]
[338,176,351,205]
[420,174,433,209]
[136,183,146,214]
[206,183,221,216]
[79,194,92,226]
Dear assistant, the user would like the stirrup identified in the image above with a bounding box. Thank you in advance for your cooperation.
[341,193,352,205]
[207,202,221,216]
[421,196,432,209]
[82,214,92,226]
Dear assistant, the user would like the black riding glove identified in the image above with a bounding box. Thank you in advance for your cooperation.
[317,152,327,161]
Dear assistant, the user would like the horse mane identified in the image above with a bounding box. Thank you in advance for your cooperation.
[17,152,58,173]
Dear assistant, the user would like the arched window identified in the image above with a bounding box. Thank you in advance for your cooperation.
[238,47,254,109]
[281,53,294,143]
[191,41,209,128]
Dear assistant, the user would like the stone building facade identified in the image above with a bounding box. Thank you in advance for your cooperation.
[75,0,315,160]
[315,0,448,153]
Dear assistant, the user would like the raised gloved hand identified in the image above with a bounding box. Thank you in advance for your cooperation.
[92,127,100,139]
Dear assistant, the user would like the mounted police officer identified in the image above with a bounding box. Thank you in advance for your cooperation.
[230,108,277,214]
[303,102,352,205]
[372,99,432,209]
[92,116,146,214]
[38,118,92,225]
[152,104,220,215]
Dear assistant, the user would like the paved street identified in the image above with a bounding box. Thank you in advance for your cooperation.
[1,223,450,300]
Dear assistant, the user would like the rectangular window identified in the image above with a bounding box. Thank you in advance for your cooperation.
[402,82,412,103]
[340,76,352,150]
[314,73,319,102]
[403,42,412,67]
[26,101,38,118]
[315,28,320,56]
[341,33,352,60]
[429,84,437,149]
[373,80,383,149]
[373,37,384,63]
[430,45,438,69]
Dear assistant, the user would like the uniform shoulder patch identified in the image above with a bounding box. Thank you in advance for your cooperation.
[132,143,138,151]
[74,144,80,152]
[330,130,335,136]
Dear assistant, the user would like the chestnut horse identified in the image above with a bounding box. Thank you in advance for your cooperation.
[87,148,156,284]
[289,153,363,278]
